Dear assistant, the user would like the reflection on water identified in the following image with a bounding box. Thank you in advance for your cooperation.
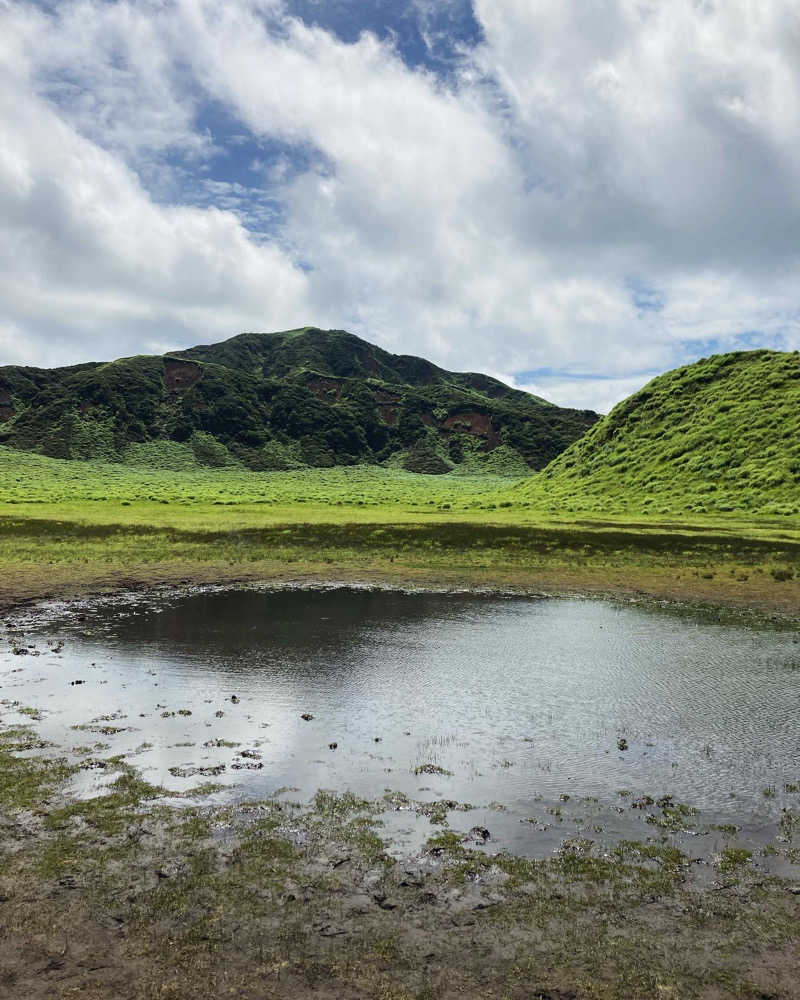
[3,588,800,858]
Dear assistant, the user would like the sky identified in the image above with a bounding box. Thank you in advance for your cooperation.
[3,0,800,412]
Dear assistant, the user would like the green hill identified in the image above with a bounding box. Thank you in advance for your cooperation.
[506,350,800,517]
[0,327,597,474]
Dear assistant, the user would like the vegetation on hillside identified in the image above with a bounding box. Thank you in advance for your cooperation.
[508,350,800,517]
[0,327,597,473]
[0,444,508,509]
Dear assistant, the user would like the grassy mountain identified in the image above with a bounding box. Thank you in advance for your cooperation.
[0,327,597,474]
[506,349,800,517]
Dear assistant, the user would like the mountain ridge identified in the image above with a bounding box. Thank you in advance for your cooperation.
[174,327,550,402]
[0,327,598,474]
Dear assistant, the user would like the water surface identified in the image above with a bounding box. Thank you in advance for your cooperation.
[3,588,799,859]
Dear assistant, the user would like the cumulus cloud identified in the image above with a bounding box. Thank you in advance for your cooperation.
[2,0,800,409]
[0,0,309,366]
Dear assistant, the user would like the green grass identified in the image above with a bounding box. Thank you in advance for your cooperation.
[3,439,800,619]
[0,725,75,811]
[506,350,800,518]
[0,443,510,508]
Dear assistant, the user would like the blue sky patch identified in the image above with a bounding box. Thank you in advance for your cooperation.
[286,0,483,73]
[626,278,664,313]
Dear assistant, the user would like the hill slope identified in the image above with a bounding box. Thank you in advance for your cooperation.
[507,350,800,516]
[0,327,597,473]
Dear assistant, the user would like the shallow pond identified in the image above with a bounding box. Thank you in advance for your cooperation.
[3,587,800,863]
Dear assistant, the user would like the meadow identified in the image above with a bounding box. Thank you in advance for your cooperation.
[2,444,800,619]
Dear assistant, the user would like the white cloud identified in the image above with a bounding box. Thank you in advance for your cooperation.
[2,0,800,410]
[0,0,309,367]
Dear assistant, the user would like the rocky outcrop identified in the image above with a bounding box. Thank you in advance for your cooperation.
[371,389,401,404]
[0,387,14,422]
[164,358,203,392]
[307,377,346,400]
[443,411,501,449]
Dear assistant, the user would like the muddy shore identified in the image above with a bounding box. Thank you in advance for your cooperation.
[3,503,800,998]
[3,565,800,633]
[2,581,800,999]
[2,738,800,1000]
[2,510,800,623]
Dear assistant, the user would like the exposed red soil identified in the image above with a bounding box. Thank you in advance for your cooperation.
[0,388,13,421]
[307,377,347,400]
[163,358,203,392]
[443,411,501,448]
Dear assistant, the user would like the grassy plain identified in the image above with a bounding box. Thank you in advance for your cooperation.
[2,445,800,618]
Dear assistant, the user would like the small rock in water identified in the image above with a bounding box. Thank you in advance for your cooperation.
[230,695,240,704]
[374,737,382,743]
[301,713,314,721]
[169,764,226,778]
[70,679,85,686]
[329,742,338,750]
[617,738,629,751]
[462,826,491,844]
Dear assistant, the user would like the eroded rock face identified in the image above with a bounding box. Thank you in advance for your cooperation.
[443,411,501,449]
[307,377,346,400]
[0,387,14,422]
[358,349,380,375]
[379,405,398,426]
[163,358,203,392]
[371,389,401,404]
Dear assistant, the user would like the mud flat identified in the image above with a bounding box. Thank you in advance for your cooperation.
[2,743,800,1000]
[2,587,800,998]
